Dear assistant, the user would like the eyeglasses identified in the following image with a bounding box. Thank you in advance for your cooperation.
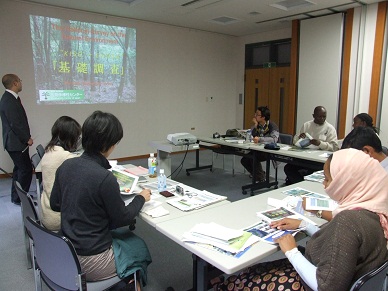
[255,113,262,117]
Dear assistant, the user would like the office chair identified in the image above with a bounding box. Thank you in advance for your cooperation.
[31,153,42,219]
[25,216,125,291]
[15,181,39,270]
[36,144,45,159]
[349,260,388,291]
[273,133,293,184]
[279,133,293,146]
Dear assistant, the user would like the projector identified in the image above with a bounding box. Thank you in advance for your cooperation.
[167,133,197,145]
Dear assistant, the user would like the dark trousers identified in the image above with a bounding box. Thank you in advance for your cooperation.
[284,164,314,185]
[7,148,33,202]
[241,151,267,180]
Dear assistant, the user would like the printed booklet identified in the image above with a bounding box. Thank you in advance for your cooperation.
[244,220,304,244]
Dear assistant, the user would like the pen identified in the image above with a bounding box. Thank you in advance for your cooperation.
[21,145,29,153]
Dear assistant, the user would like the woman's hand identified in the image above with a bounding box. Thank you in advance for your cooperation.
[139,188,151,202]
[275,234,297,253]
[270,218,301,230]
[253,136,260,144]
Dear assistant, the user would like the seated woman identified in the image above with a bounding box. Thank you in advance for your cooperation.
[352,112,379,133]
[40,116,81,231]
[50,111,152,287]
[213,148,388,291]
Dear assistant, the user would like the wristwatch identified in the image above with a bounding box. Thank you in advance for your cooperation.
[316,210,323,218]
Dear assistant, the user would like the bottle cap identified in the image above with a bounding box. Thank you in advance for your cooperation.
[160,169,164,174]
[150,153,154,157]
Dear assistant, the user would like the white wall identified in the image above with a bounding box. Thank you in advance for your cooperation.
[0,0,239,171]
[297,14,344,132]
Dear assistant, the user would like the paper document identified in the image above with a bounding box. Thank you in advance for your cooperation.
[111,169,139,194]
[282,187,328,199]
[295,132,313,148]
[305,197,337,211]
[167,190,227,211]
[244,220,305,244]
[182,222,260,255]
[124,166,148,176]
[256,207,295,222]
[304,170,325,183]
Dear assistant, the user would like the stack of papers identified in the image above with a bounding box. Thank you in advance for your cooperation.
[167,190,227,211]
[182,222,259,257]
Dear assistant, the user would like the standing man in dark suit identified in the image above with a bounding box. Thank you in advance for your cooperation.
[0,74,33,205]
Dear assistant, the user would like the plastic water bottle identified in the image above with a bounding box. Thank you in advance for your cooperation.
[148,153,157,177]
[246,129,252,142]
[157,169,167,193]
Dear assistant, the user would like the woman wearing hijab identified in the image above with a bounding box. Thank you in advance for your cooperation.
[213,148,388,291]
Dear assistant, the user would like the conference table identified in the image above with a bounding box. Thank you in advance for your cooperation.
[155,180,327,290]
[120,173,231,228]
[185,136,331,195]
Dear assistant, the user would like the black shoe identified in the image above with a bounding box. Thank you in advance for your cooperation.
[12,200,21,206]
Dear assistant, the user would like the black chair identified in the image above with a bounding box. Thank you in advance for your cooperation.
[274,133,294,183]
[349,260,388,291]
[25,216,125,291]
[14,180,42,291]
[36,144,45,159]
[31,153,42,218]
[15,181,39,270]
[279,133,293,146]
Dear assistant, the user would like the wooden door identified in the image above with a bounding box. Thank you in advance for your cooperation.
[244,68,269,128]
[269,67,290,132]
[244,67,290,132]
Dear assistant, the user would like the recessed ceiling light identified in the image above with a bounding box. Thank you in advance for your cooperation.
[270,0,316,11]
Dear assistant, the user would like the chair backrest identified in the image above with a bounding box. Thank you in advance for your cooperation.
[25,216,85,291]
[279,133,293,145]
[15,181,39,225]
[36,144,45,159]
[349,260,388,291]
[31,153,41,170]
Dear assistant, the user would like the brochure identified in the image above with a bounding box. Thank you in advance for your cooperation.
[305,197,338,211]
[111,169,139,194]
[304,170,325,183]
[295,132,313,148]
[167,190,227,211]
[282,187,328,199]
[244,220,304,244]
[256,207,296,222]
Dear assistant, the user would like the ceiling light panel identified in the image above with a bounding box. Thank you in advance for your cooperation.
[270,0,316,11]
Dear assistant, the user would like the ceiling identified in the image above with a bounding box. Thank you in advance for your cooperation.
[24,0,382,36]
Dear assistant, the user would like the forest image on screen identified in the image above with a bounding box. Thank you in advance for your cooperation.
[30,15,136,104]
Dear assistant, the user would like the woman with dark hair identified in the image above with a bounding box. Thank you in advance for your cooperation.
[40,116,81,231]
[353,113,379,133]
[50,111,152,288]
[213,149,388,291]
